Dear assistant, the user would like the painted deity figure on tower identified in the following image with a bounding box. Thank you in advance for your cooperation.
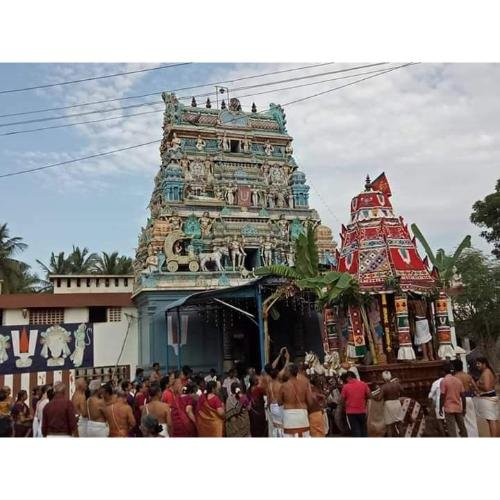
[220,133,230,152]
[264,140,274,156]
[242,135,251,153]
[228,237,247,271]
[199,211,213,238]
[260,236,274,266]
[225,185,237,205]
[277,214,289,240]
[285,141,293,156]
[196,134,206,151]
[144,245,159,274]
[169,210,182,231]
[169,132,181,151]
[251,186,260,206]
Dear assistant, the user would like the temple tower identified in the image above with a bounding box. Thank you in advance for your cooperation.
[133,93,336,370]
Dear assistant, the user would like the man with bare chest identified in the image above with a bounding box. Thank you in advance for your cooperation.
[453,359,479,437]
[278,363,313,437]
[267,368,284,437]
[381,371,403,437]
[72,378,88,437]
[103,390,135,438]
[474,357,499,437]
[86,380,109,437]
[142,386,171,437]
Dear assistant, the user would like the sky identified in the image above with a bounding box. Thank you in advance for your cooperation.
[0,62,498,274]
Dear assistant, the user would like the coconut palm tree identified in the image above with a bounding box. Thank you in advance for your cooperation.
[36,251,72,292]
[67,246,99,273]
[95,252,134,274]
[0,223,28,293]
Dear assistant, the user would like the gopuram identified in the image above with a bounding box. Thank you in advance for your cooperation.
[132,94,337,372]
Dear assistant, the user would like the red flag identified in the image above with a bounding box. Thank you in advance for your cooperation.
[370,172,392,197]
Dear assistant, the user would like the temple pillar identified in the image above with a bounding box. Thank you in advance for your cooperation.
[395,294,416,361]
[434,291,455,359]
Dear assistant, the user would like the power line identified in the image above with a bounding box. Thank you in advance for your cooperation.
[0,63,387,128]
[282,63,418,106]
[0,140,160,178]
[0,62,416,179]
[0,62,337,118]
[0,65,394,137]
[0,63,192,95]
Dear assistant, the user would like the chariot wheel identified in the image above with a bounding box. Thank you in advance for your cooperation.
[188,260,200,272]
[167,260,179,272]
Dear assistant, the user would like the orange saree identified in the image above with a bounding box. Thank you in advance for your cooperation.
[196,395,224,437]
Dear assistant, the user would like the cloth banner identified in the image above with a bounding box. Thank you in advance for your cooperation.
[0,323,93,374]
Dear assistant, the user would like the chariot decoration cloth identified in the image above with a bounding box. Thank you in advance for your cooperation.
[337,174,435,293]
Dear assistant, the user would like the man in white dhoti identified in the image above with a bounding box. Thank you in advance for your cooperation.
[278,364,312,437]
[381,371,403,437]
[428,375,446,436]
[86,380,109,438]
[453,359,479,437]
[473,357,499,437]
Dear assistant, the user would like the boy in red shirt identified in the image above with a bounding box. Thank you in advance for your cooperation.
[341,371,370,437]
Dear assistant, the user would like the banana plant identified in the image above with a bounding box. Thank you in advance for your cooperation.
[255,223,358,307]
[410,223,471,289]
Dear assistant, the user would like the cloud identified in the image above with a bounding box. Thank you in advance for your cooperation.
[9,62,500,256]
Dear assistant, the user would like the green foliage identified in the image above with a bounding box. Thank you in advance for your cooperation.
[95,252,134,274]
[453,249,500,351]
[0,223,41,293]
[255,223,358,308]
[294,224,319,278]
[470,178,500,259]
[254,264,302,280]
[410,223,471,288]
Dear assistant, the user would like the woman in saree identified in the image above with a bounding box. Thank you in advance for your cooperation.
[171,381,198,437]
[11,390,32,437]
[196,380,225,437]
[247,375,268,437]
[225,382,251,437]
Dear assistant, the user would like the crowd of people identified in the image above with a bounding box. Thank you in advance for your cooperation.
[0,350,497,438]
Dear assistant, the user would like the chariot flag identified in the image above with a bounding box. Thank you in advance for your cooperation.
[370,172,392,197]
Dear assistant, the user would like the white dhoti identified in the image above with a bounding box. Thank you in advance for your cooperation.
[270,403,284,438]
[159,423,169,437]
[283,408,310,437]
[86,420,110,438]
[265,406,274,437]
[474,396,499,421]
[384,400,403,425]
[464,397,479,437]
[47,434,72,438]
[414,318,432,345]
[78,417,88,437]
[32,416,40,438]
